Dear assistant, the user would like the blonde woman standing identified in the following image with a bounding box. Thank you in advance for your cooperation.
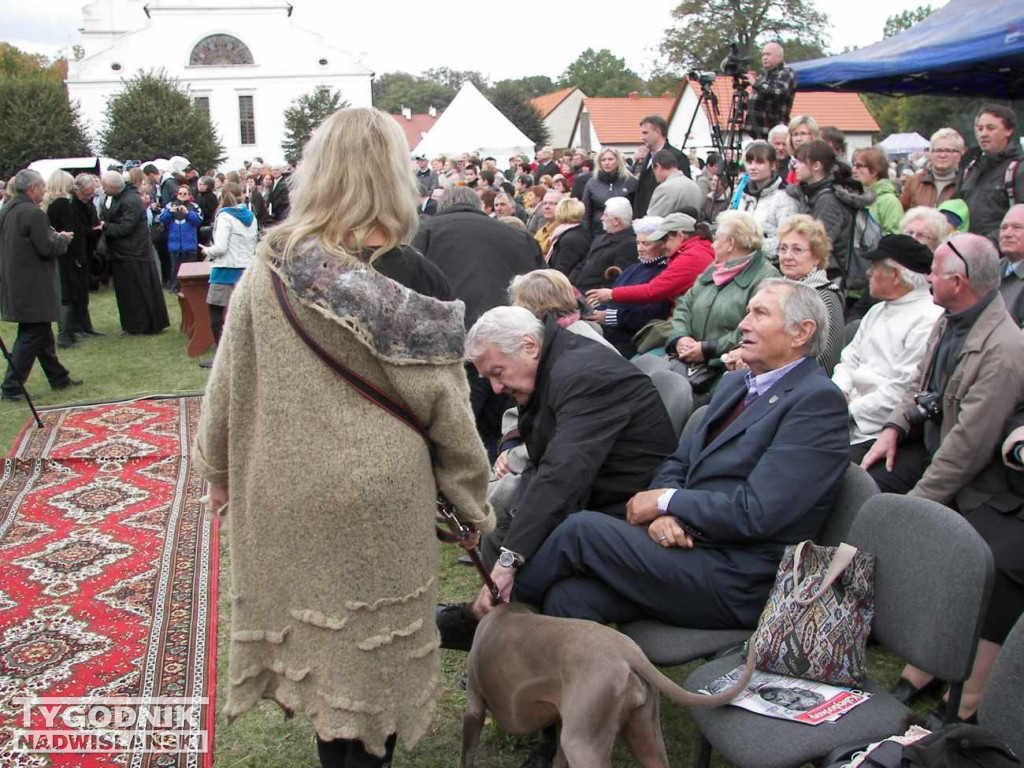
[581,147,638,236]
[195,107,494,767]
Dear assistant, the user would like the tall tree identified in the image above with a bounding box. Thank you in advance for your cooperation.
[488,83,549,147]
[491,75,556,101]
[883,4,933,38]
[372,71,455,114]
[281,88,348,165]
[660,0,830,73]
[99,70,224,171]
[422,67,489,92]
[0,76,91,178]
[558,48,646,97]
[0,43,61,82]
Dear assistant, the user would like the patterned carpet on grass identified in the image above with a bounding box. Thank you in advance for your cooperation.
[0,396,216,768]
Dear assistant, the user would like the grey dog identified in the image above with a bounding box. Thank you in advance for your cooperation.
[460,603,753,767]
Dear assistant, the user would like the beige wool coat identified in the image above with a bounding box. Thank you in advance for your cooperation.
[195,247,494,755]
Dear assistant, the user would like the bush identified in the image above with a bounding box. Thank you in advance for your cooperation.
[0,76,91,178]
[99,70,224,171]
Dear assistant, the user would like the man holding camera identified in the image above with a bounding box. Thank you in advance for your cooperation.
[861,234,1024,508]
[743,42,797,141]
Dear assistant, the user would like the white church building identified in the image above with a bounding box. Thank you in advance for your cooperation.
[67,0,373,169]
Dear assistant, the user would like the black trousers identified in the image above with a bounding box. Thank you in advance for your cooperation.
[850,438,932,495]
[208,304,226,344]
[316,734,395,768]
[2,322,70,396]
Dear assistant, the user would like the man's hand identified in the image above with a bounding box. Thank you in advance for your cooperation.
[647,515,694,549]
[722,348,748,372]
[586,287,613,305]
[58,231,74,241]
[207,482,229,516]
[627,488,668,525]
[745,71,758,86]
[470,562,515,618]
[860,428,900,472]
[590,310,607,324]
[458,530,480,550]
[492,449,513,479]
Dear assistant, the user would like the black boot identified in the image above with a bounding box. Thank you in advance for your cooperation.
[436,603,479,651]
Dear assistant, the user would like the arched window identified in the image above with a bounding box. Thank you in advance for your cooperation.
[189,35,254,66]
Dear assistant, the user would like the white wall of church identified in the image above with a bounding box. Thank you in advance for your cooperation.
[68,1,373,170]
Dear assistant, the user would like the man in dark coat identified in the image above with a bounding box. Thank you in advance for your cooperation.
[266,166,291,224]
[101,172,170,335]
[0,170,81,400]
[438,307,677,642]
[514,280,849,630]
[570,196,638,292]
[634,114,691,218]
[412,186,544,456]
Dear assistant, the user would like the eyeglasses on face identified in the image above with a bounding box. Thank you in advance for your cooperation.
[777,244,809,256]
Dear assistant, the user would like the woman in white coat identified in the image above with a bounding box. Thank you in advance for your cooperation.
[198,182,257,367]
[734,140,801,262]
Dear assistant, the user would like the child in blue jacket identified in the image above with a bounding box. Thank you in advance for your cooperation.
[159,185,203,291]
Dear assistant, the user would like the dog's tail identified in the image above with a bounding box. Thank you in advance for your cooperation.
[632,646,756,708]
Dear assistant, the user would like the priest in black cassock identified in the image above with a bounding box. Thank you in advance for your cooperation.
[100,171,170,335]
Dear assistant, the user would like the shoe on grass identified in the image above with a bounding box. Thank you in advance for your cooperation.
[52,377,84,391]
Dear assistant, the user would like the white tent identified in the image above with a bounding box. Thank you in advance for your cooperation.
[413,82,535,160]
[878,132,930,156]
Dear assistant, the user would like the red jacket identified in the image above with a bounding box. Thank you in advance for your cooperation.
[611,236,714,304]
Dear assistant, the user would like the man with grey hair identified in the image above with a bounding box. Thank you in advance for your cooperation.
[861,233,1024,504]
[513,278,849,633]
[0,169,82,400]
[533,146,558,181]
[997,204,1024,325]
[571,196,637,291]
[834,235,943,449]
[412,185,543,456]
[743,42,797,140]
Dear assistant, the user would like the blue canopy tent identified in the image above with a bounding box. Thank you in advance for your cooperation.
[791,0,1024,97]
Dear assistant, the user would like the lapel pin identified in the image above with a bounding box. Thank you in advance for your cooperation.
[769,395,779,404]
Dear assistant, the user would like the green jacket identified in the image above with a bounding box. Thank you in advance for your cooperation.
[869,179,904,236]
[665,250,780,366]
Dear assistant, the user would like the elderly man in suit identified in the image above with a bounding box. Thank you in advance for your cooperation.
[513,279,850,629]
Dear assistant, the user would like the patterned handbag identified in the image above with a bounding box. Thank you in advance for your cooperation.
[751,541,876,686]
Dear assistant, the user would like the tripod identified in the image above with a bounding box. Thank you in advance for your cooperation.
[684,72,752,191]
[0,333,45,429]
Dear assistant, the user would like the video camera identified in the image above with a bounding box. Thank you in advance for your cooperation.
[720,42,753,79]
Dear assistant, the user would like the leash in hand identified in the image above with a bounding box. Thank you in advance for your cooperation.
[435,496,501,604]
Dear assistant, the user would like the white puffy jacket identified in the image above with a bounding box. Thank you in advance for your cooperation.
[204,207,257,269]
[736,176,801,261]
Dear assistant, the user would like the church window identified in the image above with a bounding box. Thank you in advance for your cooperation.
[190,35,254,66]
[239,95,256,145]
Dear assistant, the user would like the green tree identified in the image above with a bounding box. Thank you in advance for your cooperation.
[0,43,61,82]
[558,48,646,97]
[99,70,224,171]
[0,76,92,178]
[488,83,549,147]
[422,67,489,92]
[776,38,828,63]
[372,71,455,114]
[660,0,830,72]
[281,88,348,165]
[491,75,556,101]
[883,5,933,38]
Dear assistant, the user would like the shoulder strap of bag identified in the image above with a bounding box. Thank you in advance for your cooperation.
[270,269,432,448]
[1005,159,1021,208]
[792,541,859,606]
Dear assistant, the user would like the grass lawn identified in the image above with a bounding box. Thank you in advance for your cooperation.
[1,290,937,766]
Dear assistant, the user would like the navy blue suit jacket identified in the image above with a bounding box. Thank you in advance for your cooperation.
[650,358,850,625]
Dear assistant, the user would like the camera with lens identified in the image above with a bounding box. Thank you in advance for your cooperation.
[688,70,718,86]
[720,42,753,79]
[904,391,943,425]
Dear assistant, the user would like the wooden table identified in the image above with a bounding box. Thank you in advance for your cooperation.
[177,261,214,357]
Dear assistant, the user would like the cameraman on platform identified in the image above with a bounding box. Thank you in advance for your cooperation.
[743,42,797,141]
[861,234,1024,508]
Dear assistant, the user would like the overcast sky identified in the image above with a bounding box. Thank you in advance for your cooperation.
[6,0,948,82]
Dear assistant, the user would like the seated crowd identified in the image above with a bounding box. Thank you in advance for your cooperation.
[3,90,1023,768]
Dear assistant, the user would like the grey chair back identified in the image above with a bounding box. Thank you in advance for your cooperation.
[978,615,1024,759]
[633,352,671,377]
[679,404,709,446]
[817,463,879,546]
[848,494,994,683]
[649,369,693,440]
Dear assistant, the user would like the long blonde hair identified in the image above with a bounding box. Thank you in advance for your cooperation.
[43,170,74,210]
[260,107,420,265]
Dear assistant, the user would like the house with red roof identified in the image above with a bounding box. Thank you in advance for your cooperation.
[568,92,677,157]
[668,76,879,160]
[530,87,587,149]
[391,106,440,153]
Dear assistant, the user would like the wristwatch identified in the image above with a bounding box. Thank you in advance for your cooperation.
[498,547,525,569]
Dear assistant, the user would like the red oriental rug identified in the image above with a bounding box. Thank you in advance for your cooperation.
[0,396,217,768]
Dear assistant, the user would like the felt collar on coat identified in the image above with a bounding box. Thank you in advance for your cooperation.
[268,245,466,366]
